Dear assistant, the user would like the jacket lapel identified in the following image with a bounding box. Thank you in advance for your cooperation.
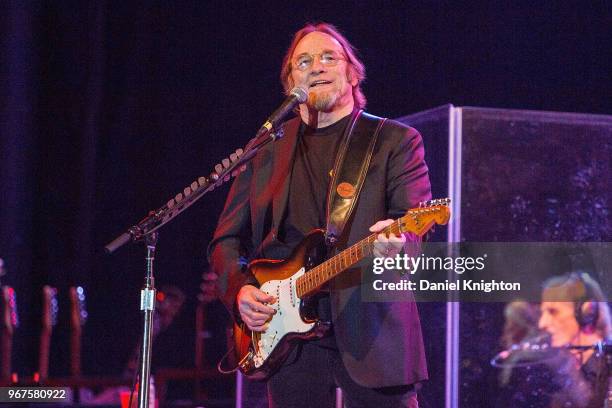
[271,117,301,229]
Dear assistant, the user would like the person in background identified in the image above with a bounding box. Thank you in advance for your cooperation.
[538,272,611,407]
[497,272,611,407]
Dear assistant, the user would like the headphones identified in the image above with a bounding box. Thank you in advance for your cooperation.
[571,272,600,330]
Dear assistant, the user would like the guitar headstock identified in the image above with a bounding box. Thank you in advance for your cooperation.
[69,286,88,327]
[42,286,59,330]
[2,286,19,331]
[400,198,451,236]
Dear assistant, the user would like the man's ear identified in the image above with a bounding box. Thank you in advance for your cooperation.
[347,67,359,86]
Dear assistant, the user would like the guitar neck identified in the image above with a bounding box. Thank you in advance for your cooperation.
[70,330,82,376]
[295,199,450,298]
[0,334,11,379]
[39,330,51,380]
[40,286,57,381]
[69,287,86,376]
[1,287,16,379]
[296,219,403,298]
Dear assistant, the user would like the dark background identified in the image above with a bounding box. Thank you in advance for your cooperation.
[1,0,610,399]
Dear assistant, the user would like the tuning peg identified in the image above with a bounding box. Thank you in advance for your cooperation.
[183,186,192,197]
[167,199,175,209]
[222,158,230,168]
[214,164,223,174]
[175,193,183,203]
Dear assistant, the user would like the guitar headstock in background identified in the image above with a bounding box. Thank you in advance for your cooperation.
[69,286,88,329]
[69,286,88,376]
[39,285,58,381]
[1,285,19,380]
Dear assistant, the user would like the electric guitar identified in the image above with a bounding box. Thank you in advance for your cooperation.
[1,286,19,380]
[231,198,450,380]
[39,285,58,381]
[69,286,88,377]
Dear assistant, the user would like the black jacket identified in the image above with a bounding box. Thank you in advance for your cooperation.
[208,113,431,387]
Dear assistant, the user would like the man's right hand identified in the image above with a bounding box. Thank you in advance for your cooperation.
[236,285,277,332]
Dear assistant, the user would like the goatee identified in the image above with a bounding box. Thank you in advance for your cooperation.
[307,91,337,112]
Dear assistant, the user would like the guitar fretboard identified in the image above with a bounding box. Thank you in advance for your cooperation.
[295,219,404,298]
[295,199,450,298]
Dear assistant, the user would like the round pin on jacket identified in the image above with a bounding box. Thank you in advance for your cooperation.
[336,182,356,198]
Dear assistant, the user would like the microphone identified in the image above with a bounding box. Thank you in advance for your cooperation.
[257,87,307,136]
[491,332,553,368]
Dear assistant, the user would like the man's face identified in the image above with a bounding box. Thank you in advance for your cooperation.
[289,31,356,112]
[538,301,581,346]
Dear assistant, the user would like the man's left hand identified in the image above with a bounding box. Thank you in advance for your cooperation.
[369,219,405,258]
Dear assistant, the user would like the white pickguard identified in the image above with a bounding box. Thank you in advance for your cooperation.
[253,267,314,367]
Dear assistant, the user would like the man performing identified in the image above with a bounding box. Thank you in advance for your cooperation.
[209,23,431,407]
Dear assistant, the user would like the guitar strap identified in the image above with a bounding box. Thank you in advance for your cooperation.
[325,110,386,248]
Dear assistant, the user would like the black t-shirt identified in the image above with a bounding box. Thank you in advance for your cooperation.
[277,114,351,335]
[280,114,351,247]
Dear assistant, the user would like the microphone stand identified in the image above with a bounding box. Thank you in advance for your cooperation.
[564,342,611,353]
[138,231,157,408]
[104,127,283,408]
[491,340,612,368]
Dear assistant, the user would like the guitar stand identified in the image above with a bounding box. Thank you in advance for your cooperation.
[137,231,158,408]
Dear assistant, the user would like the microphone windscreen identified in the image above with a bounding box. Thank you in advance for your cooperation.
[289,87,308,103]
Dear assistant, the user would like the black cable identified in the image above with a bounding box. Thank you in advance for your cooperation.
[128,338,143,408]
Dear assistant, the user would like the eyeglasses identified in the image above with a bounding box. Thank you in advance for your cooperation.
[293,51,346,71]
